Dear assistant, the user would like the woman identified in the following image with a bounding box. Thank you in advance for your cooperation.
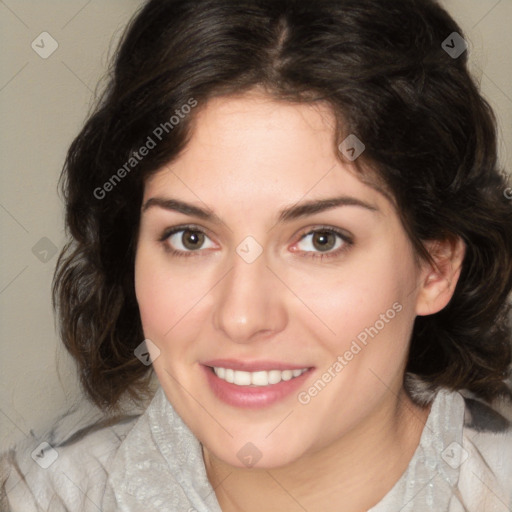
[1,0,512,510]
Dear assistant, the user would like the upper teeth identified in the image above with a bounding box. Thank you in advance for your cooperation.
[212,367,308,386]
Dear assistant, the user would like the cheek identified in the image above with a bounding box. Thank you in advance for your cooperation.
[304,245,418,351]
[134,246,182,339]
[296,249,418,426]
[134,245,214,348]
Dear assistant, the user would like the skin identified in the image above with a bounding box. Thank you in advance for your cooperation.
[134,90,465,511]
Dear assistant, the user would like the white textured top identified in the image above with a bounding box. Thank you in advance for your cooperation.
[1,379,512,511]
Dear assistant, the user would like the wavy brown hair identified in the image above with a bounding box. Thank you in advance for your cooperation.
[52,0,512,413]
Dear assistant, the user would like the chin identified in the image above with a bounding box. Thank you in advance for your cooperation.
[204,435,310,470]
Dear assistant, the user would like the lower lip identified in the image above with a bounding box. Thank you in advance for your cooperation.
[202,365,314,409]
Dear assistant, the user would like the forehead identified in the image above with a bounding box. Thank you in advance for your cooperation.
[143,93,390,214]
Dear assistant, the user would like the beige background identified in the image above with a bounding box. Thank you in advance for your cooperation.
[1,0,511,451]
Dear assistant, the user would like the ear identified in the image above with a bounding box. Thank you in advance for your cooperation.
[415,236,466,316]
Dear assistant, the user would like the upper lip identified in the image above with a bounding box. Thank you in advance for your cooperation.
[202,359,313,372]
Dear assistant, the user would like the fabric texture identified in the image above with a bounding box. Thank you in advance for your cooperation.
[1,375,511,511]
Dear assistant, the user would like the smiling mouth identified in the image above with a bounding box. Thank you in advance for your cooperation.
[202,363,314,408]
[208,366,310,386]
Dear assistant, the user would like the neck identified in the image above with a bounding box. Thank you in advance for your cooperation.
[203,386,431,512]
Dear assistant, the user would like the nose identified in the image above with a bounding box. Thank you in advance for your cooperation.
[212,247,288,344]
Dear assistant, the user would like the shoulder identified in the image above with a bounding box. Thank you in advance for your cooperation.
[405,374,512,511]
[0,405,142,512]
[457,393,512,511]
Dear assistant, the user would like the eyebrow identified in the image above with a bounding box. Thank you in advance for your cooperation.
[141,196,379,224]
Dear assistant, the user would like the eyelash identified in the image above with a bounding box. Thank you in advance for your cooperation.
[158,224,354,261]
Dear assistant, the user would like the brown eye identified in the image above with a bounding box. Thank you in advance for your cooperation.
[181,230,205,250]
[311,231,337,252]
[161,226,215,255]
[294,227,353,260]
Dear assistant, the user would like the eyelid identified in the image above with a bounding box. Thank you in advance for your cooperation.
[159,224,218,255]
[295,224,353,243]
[290,225,353,259]
[159,223,213,241]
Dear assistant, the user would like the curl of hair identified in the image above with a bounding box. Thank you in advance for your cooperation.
[53,0,512,412]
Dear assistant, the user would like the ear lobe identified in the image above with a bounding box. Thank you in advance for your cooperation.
[415,237,466,316]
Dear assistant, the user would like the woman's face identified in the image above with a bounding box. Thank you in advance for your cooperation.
[135,91,429,468]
